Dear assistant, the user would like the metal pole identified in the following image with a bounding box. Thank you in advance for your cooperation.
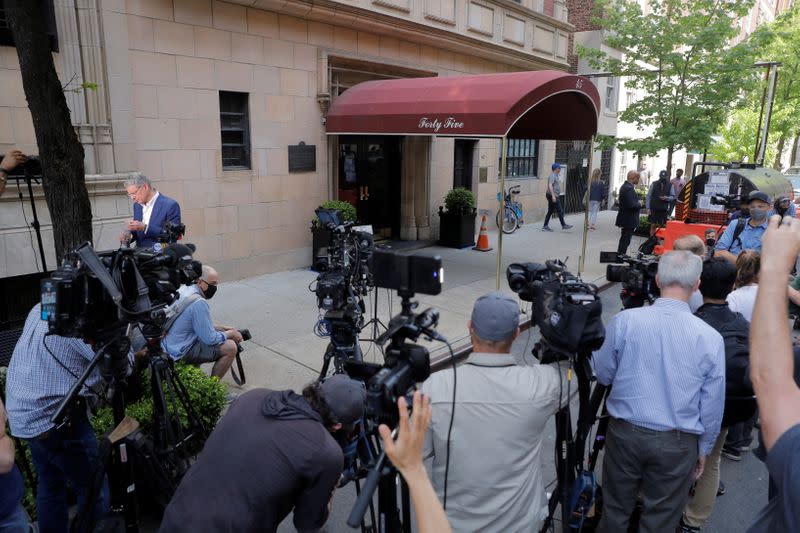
[757,65,779,166]
[496,137,508,290]
[579,136,595,275]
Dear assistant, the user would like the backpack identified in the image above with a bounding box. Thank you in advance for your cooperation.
[163,291,203,332]
[724,219,748,252]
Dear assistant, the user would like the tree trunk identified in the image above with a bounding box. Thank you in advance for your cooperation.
[666,146,674,177]
[774,135,786,170]
[6,1,92,266]
[791,132,800,168]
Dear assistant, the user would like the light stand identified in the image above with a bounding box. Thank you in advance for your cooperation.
[10,163,48,272]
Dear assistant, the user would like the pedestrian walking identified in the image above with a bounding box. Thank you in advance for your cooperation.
[542,163,572,232]
[586,168,605,230]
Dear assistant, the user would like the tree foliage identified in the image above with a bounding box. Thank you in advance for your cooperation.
[579,0,757,170]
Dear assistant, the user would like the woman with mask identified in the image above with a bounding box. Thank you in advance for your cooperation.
[713,191,771,264]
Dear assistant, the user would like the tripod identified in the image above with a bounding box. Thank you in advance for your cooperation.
[318,312,365,381]
[9,163,48,271]
[361,287,388,343]
[55,325,209,532]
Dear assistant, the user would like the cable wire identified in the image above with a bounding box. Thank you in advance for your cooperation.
[442,339,457,510]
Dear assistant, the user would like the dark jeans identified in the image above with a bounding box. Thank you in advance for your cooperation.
[27,415,108,533]
[544,197,566,227]
[617,227,635,255]
[726,408,758,450]
[598,418,698,533]
[0,504,28,533]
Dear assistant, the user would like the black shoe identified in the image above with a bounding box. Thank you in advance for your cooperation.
[717,481,726,496]
[677,518,701,532]
[562,224,573,230]
[542,226,553,232]
[722,446,742,461]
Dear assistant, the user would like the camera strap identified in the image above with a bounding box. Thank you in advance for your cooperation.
[77,244,123,304]
[163,292,202,332]
[729,219,746,251]
[230,352,246,386]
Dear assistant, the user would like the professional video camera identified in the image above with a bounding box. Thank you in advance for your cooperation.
[345,250,445,533]
[709,193,741,211]
[41,241,200,340]
[599,251,660,309]
[507,259,604,358]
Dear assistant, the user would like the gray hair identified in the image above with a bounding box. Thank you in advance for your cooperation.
[657,250,702,291]
[201,264,215,279]
[673,234,705,257]
[123,172,153,189]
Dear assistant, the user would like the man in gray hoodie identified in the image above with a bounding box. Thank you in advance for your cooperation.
[160,375,366,532]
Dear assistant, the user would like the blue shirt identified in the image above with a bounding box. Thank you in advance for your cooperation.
[161,286,225,359]
[715,217,768,256]
[5,304,102,439]
[591,298,726,456]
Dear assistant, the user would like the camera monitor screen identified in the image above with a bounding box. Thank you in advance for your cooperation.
[371,250,443,296]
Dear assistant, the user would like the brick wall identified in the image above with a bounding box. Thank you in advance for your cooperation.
[566,0,600,74]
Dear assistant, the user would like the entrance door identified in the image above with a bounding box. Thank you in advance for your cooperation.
[453,140,476,190]
[338,137,402,239]
[555,140,590,214]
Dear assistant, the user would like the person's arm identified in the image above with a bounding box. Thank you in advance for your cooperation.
[713,222,738,263]
[788,284,800,308]
[189,301,227,346]
[0,399,16,475]
[0,149,27,198]
[645,183,653,210]
[697,338,726,474]
[292,448,342,532]
[750,215,800,451]
[379,392,452,533]
[591,315,620,386]
[548,177,556,201]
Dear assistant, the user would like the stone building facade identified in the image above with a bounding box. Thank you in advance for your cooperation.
[0,0,574,280]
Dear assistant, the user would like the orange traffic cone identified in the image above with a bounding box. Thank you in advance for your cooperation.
[473,215,493,252]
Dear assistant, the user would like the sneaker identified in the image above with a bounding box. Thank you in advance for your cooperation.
[717,481,726,496]
[542,226,553,232]
[721,446,742,461]
[677,518,701,532]
[562,224,573,230]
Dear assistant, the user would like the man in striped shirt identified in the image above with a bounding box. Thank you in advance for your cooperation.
[592,251,726,532]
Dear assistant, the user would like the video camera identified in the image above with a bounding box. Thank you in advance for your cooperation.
[41,242,201,341]
[507,259,604,357]
[599,251,659,309]
[312,208,374,326]
[709,193,741,211]
[344,250,444,427]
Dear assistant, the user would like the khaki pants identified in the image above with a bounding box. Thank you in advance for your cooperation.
[683,428,729,528]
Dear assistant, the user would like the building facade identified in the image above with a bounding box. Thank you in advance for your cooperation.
[0,0,576,280]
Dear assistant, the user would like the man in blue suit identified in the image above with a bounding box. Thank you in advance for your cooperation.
[121,172,181,249]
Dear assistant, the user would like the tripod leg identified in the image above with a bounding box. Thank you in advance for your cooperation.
[319,343,334,381]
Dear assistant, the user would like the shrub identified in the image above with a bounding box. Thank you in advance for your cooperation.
[314,200,357,225]
[443,188,476,215]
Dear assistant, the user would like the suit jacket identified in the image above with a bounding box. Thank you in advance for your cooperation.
[132,193,181,249]
[615,181,641,229]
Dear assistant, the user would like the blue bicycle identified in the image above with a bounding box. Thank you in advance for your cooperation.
[496,185,523,234]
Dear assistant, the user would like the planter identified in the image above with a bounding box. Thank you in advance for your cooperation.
[311,225,332,270]
[438,210,476,248]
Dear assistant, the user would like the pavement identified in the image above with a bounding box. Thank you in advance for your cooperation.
[196,209,767,532]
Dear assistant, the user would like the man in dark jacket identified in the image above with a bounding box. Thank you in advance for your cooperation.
[159,375,366,532]
[646,170,674,236]
[678,257,756,532]
[616,169,642,255]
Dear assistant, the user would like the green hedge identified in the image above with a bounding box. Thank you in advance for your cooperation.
[1,361,226,519]
[443,187,476,215]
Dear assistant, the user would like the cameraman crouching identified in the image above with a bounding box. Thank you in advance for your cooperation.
[159,375,365,532]
[421,292,575,532]
[4,304,109,533]
[161,265,242,379]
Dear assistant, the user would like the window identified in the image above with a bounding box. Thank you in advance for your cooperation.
[620,150,627,164]
[219,91,251,170]
[0,0,59,52]
[605,78,617,112]
[625,90,635,109]
[500,139,539,178]
[619,165,627,183]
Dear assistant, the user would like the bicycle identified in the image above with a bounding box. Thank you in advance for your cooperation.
[496,184,524,234]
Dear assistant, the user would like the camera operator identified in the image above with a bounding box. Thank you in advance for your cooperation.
[4,304,110,533]
[420,292,574,532]
[1,398,27,533]
[161,265,242,379]
[745,215,800,532]
[715,191,771,264]
[121,172,181,249]
[678,258,756,533]
[159,375,366,532]
[616,170,642,255]
[591,251,725,532]
[673,234,706,312]
[0,149,27,197]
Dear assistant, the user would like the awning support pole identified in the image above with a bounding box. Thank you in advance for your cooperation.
[578,136,596,275]
[496,137,508,290]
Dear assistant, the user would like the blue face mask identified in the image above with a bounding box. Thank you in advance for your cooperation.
[750,207,768,222]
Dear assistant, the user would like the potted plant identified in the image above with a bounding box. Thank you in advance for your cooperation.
[311,200,357,268]
[438,187,477,248]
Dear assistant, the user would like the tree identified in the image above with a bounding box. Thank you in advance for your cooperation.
[708,107,778,164]
[6,1,92,265]
[580,0,757,172]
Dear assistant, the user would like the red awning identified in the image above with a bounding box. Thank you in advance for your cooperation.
[326,70,600,140]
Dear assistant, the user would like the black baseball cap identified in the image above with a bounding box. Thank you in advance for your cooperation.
[319,375,366,424]
[747,191,770,204]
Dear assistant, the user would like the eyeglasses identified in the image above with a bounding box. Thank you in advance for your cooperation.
[127,185,143,199]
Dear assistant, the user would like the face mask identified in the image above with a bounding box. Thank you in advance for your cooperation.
[750,207,768,222]
[201,282,217,300]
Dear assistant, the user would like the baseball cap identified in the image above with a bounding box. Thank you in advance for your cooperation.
[470,292,519,342]
[319,375,366,424]
[747,190,770,204]
[659,170,669,179]
[551,163,561,170]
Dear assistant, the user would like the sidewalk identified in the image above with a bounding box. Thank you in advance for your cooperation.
[211,210,646,393]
